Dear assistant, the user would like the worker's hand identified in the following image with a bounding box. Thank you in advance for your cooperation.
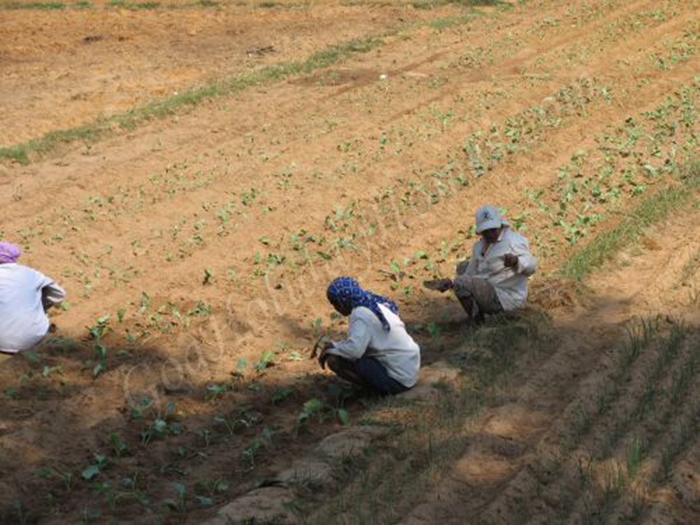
[435,278,454,292]
[423,278,453,293]
[503,253,519,269]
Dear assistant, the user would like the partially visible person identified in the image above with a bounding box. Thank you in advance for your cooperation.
[0,242,66,355]
[426,205,537,322]
[317,276,420,396]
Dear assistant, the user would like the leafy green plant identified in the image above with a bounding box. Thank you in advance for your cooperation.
[87,315,110,378]
[205,382,231,400]
[58,470,75,492]
[297,398,325,427]
[241,426,273,470]
[139,402,181,445]
[254,349,275,373]
[193,478,229,508]
[110,433,130,458]
[337,408,351,425]
[271,387,293,405]
[81,454,108,481]
[427,322,441,338]
[195,428,214,449]
[163,482,187,512]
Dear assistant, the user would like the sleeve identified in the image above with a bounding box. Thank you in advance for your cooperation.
[512,237,537,276]
[454,244,479,288]
[326,312,372,360]
[37,272,66,307]
[464,251,478,276]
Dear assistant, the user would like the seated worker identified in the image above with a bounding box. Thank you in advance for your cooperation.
[318,276,420,396]
[426,205,537,322]
[0,242,66,355]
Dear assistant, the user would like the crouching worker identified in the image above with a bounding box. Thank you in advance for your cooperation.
[0,242,66,355]
[318,277,420,396]
[426,205,537,323]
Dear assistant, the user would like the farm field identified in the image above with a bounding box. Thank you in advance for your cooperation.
[0,0,698,523]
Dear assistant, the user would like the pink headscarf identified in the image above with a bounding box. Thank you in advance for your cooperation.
[0,242,21,264]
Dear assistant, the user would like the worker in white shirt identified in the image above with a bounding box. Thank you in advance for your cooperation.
[0,242,66,355]
[317,276,420,395]
[425,205,537,322]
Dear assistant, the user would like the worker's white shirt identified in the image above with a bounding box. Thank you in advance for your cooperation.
[327,305,421,388]
[0,263,66,353]
[461,227,537,311]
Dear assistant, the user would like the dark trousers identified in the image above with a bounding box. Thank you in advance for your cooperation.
[326,355,408,396]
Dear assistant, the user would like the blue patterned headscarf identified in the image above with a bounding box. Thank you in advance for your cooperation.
[326,276,398,332]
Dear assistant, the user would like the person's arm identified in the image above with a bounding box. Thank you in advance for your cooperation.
[453,244,479,290]
[40,277,66,310]
[464,243,479,276]
[511,237,537,276]
[326,313,372,360]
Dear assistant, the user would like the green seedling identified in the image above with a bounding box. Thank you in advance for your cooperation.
[33,468,52,479]
[240,426,273,470]
[58,471,75,492]
[337,408,350,425]
[192,478,228,508]
[139,292,150,313]
[140,402,181,444]
[131,395,154,419]
[163,482,187,512]
[296,398,325,429]
[87,315,110,378]
[310,316,324,338]
[4,387,19,399]
[271,387,293,405]
[140,417,182,445]
[205,382,230,400]
[254,350,275,373]
[233,358,248,378]
[80,505,101,524]
[288,350,305,361]
[213,409,259,436]
[187,301,212,317]
[195,495,214,508]
[110,433,130,458]
[22,349,42,365]
[93,481,111,497]
[427,322,441,338]
[213,416,238,436]
[81,454,108,481]
[382,260,405,282]
[195,428,213,449]
[42,365,62,378]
